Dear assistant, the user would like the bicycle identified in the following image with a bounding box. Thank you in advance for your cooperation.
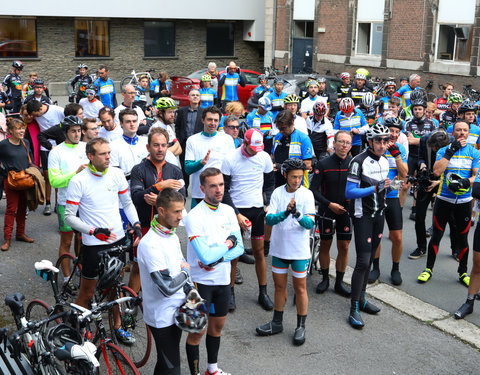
[120,69,155,91]
[417,80,438,103]
[308,214,336,275]
[65,71,98,96]
[463,84,480,102]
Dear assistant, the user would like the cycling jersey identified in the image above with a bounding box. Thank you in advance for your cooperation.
[22,82,34,97]
[184,200,243,286]
[436,144,480,204]
[0,91,11,113]
[404,117,436,158]
[447,123,480,147]
[435,97,449,112]
[246,110,274,138]
[79,97,103,120]
[333,108,368,146]
[306,115,334,157]
[98,123,123,143]
[2,73,22,99]
[300,95,328,117]
[71,74,93,98]
[134,86,148,111]
[357,104,378,125]
[252,85,273,98]
[114,103,146,125]
[199,87,217,108]
[294,115,308,135]
[337,84,351,100]
[439,110,457,129]
[267,91,288,118]
[399,105,413,122]
[23,94,51,105]
[379,95,391,113]
[219,72,244,102]
[94,77,116,108]
[347,86,373,106]
[47,141,88,205]
[110,135,148,174]
[384,143,408,199]
[149,120,177,145]
[150,79,170,105]
[394,85,419,108]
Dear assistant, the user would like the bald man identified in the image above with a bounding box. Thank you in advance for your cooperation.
[218,61,246,110]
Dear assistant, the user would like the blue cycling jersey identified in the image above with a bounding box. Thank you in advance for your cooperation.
[253,85,273,96]
[149,79,170,105]
[246,110,274,137]
[220,72,241,101]
[267,91,288,119]
[395,85,419,108]
[333,108,368,146]
[94,78,116,108]
[447,123,480,147]
[199,87,217,108]
[384,143,407,199]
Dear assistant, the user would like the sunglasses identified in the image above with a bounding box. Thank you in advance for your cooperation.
[373,137,390,143]
[226,125,240,130]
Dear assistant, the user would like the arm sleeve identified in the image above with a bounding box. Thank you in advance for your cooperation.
[218,74,226,86]
[265,211,288,225]
[49,169,76,189]
[472,181,480,200]
[238,73,246,88]
[358,113,370,134]
[118,187,140,226]
[65,202,92,234]
[310,164,330,206]
[113,95,118,108]
[326,121,335,149]
[184,159,204,175]
[150,269,190,297]
[190,236,230,265]
[263,171,275,205]
[296,214,315,229]
[223,229,244,261]
[345,180,375,199]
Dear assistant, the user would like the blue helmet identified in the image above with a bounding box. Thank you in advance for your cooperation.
[258,96,272,111]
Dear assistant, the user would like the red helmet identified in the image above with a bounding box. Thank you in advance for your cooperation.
[313,101,326,116]
[340,97,355,113]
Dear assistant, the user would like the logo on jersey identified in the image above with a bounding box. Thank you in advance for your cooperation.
[350,162,359,176]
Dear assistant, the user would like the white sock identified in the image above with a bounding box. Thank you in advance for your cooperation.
[64,276,70,284]
[207,363,217,374]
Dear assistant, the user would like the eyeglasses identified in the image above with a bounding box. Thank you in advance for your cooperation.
[373,137,390,144]
[335,140,352,146]
[226,125,240,130]
[126,92,136,95]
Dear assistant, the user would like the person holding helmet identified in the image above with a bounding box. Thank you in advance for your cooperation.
[358,91,378,125]
[333,97,369,156]
[79,84,102,120]
[379,81,397,113]
[3,60,24,113]
[256,158,315,346]
[137,187,193,375]
[447,100,480,147]
[246,96,275,153]
[23,78,52,105]
[345,123,391,329]
[368,116,408,286]
[199,74,219,108]
[337,72,352,102]
[440,91,463,129]
[300,79,328,119]
[150,97,182,157]
[48,116,88,287]
[70,63,94,104]
[252,74,273,100]
[284,94,308,134]
[306,101,334,160]
[417,121,480,287]
[394,73,421,108]
[267,77,288,119]
[347,73,373,106]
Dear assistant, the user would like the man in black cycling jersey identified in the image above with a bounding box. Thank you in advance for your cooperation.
[306,101,334,160]
[347,73,373,106]
[310,130,353,296]
[345,123,391,329]
[336,72,351,103]
[3,60,24,114]
[23,78,51,105]
[71,63,94,104]
[439,92,462,130]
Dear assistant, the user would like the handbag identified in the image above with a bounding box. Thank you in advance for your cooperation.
[7,140,35,191]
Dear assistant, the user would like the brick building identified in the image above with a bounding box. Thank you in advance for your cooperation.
[0,0,266,91]
[268,0,480,91]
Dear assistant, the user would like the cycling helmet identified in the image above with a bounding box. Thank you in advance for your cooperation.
[446,172,470,195]
[33,78,45,86]
[284,94,300,104]
[411,99,427,108]
[410,90,425,102]
[313,101,326,117]
[339,97,355,113]
[458,100,476,115]
[385,81,396,88]
[384,116,403,130]
[60,116,83,132]
[274,77,284,85]
[47,324,83,350]
[399,76,408,82]
[156,97,178,111]
[12,60,23,70]
[356,68,369,77]
[448,92,463,104]
[340,72,350,80]
[258,74,267,82]
[306,80,319,88]
[281,158,307,175]
[201,74,212,82]
[77,63,88,69]
[366,123,390,140]
[355,73,367,81]
[96,256,124,291]
[362,92,376,107]
[317,77,326,83]
[258,96,272,111]
[175,304,208,333]
[85,84,97,96]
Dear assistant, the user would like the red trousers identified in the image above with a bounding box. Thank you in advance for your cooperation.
[3,180,27,239]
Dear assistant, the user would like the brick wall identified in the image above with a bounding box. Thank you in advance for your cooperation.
[0,17,264,86]
[316,0,349,55]
[273,0,292,69]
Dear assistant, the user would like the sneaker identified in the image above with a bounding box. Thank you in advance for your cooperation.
[64,280,78,295]
[368,268,380,284]
[417,268,432,283]
[359,300,380,314]
[390,270,402,286]
[256,320,283,336]
[426,226,433,238]
[454,301,474,319]
[334,282,351,298]
[293,326,306,346]
[408,248,426,260]
[349,302,364,329]
[459,273,470,287]
[43,204,52,216]
[115,328,136,345]
[235,267,243,285]
[206,369,231,375]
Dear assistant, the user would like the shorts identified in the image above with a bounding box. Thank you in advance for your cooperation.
[385,198,403,231]
[80,237,126,279]
[40,150,50,170]
[407,155,419,176]
[195,283,230,317]
[473,224,480,253]
[319,209,352,241]
[238,207,265,240]
[57,205,73,233]
[272,256,310,278]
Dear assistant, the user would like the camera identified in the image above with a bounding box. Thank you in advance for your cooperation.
[407,169,437,192]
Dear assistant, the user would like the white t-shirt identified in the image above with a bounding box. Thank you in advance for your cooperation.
[267,185,315,260]
[184,201,239,286]
[66,166,128,246]
[221,147,273,208]
[114,104,146,125]
[300,96,327,116]
[294,115,308,135]
[137,227,186,329]
[98,123,123,143]
[48,142,88,205]
[79,98,104,120]
[110,136,148,174]
[149,120,177,143]
[185,132,235,199]
[36,104,65,151]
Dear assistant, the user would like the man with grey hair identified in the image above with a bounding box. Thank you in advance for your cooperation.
[394,73,421,109]
[223,115,243,148]
[207,62,220,92]
[114,84,146,125]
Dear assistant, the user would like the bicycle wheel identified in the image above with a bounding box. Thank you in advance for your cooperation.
[65,77,75,95]
[25,299,50,321]
[120,76,135,91]
[55,253,82,302]
[108,286,151,368]
[96,342,139,375]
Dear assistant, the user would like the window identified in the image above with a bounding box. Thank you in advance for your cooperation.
[294,21,314,38]
[144,21,175,57]
[75,20,109,57]
[244,72,260,85]
[356,22,383,55]
[0,18,37,58]
[207,23,234,57]
[436,25,472,62]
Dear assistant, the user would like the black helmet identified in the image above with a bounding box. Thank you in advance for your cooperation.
[281,158,307,175]
[458,100,476,115]
[78,63,88,69]
[12,60,23,70]
[47,324,83,350]
[258,74,267,82]
[410,90,425,103]
[96,256,124,291]
[400,76,408,81]
[384,116,403,130]
[33,78,44,86]
[411,99,427,108]
[85,84,97,95]
[60,115,83,133]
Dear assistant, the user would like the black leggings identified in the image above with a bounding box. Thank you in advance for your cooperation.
[149,324,182,375]
[351,215,385,302]
[427,199,471,275]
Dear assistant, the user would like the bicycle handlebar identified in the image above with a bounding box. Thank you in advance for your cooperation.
[97,244,130,258]
[78,295,142,322]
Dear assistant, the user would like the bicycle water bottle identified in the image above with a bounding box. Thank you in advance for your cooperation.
[244,220,252,240]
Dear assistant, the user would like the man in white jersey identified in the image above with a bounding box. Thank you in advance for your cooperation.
[48,116,88,293]
[284,94,308,135]
[222,129,275,311]
[256,158,315,346]
[64,137,143,344]
[184,168,244,375]
[185,106,235,208]
[79,84,103,120]
[114,84,146,125]
[98,106,123,142]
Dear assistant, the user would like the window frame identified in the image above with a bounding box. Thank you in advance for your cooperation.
[206,22,235,57]
[434,23,473,62]
[74,19,110,58]
[144,21,176,58]
[0,17,38,58]
[355,21,383,56]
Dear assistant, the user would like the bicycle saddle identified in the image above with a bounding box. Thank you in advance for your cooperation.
[34,259,59,273]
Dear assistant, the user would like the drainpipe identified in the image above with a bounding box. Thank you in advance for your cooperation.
[272,0,277,68]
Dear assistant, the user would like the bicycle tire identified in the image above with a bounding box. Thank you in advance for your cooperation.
[65,77,75,95]
[25,299,51,321]
[107,286,152,368]
[55,253,82,302]
[120,76,135,91]
[426,93,437,103]
[96,342,140,375]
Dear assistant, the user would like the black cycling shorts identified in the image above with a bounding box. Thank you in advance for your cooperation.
[80,237,126,279]
[385,198,403,231]
[407,155,419,176]
[473,223,480,253]
[195,283,230,318]
[40,150,50,170]
[238,206,265,240]
[319,209,352,241]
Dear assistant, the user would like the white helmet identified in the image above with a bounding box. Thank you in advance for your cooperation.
[362,92,375,107]
[366,123,390,140]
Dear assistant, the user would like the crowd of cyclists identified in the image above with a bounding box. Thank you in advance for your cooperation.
[1,59,480,374]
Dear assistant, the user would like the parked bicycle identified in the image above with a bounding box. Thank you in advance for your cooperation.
[463,84,480,102]
[120,69,155,90]
[308,214,336,275]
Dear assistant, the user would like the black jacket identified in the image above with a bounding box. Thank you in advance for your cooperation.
[174,106,204,147]
[37,125,65,151]
[130,158,186,227]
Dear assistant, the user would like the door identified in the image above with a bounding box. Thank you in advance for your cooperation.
[292,37,313,74]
